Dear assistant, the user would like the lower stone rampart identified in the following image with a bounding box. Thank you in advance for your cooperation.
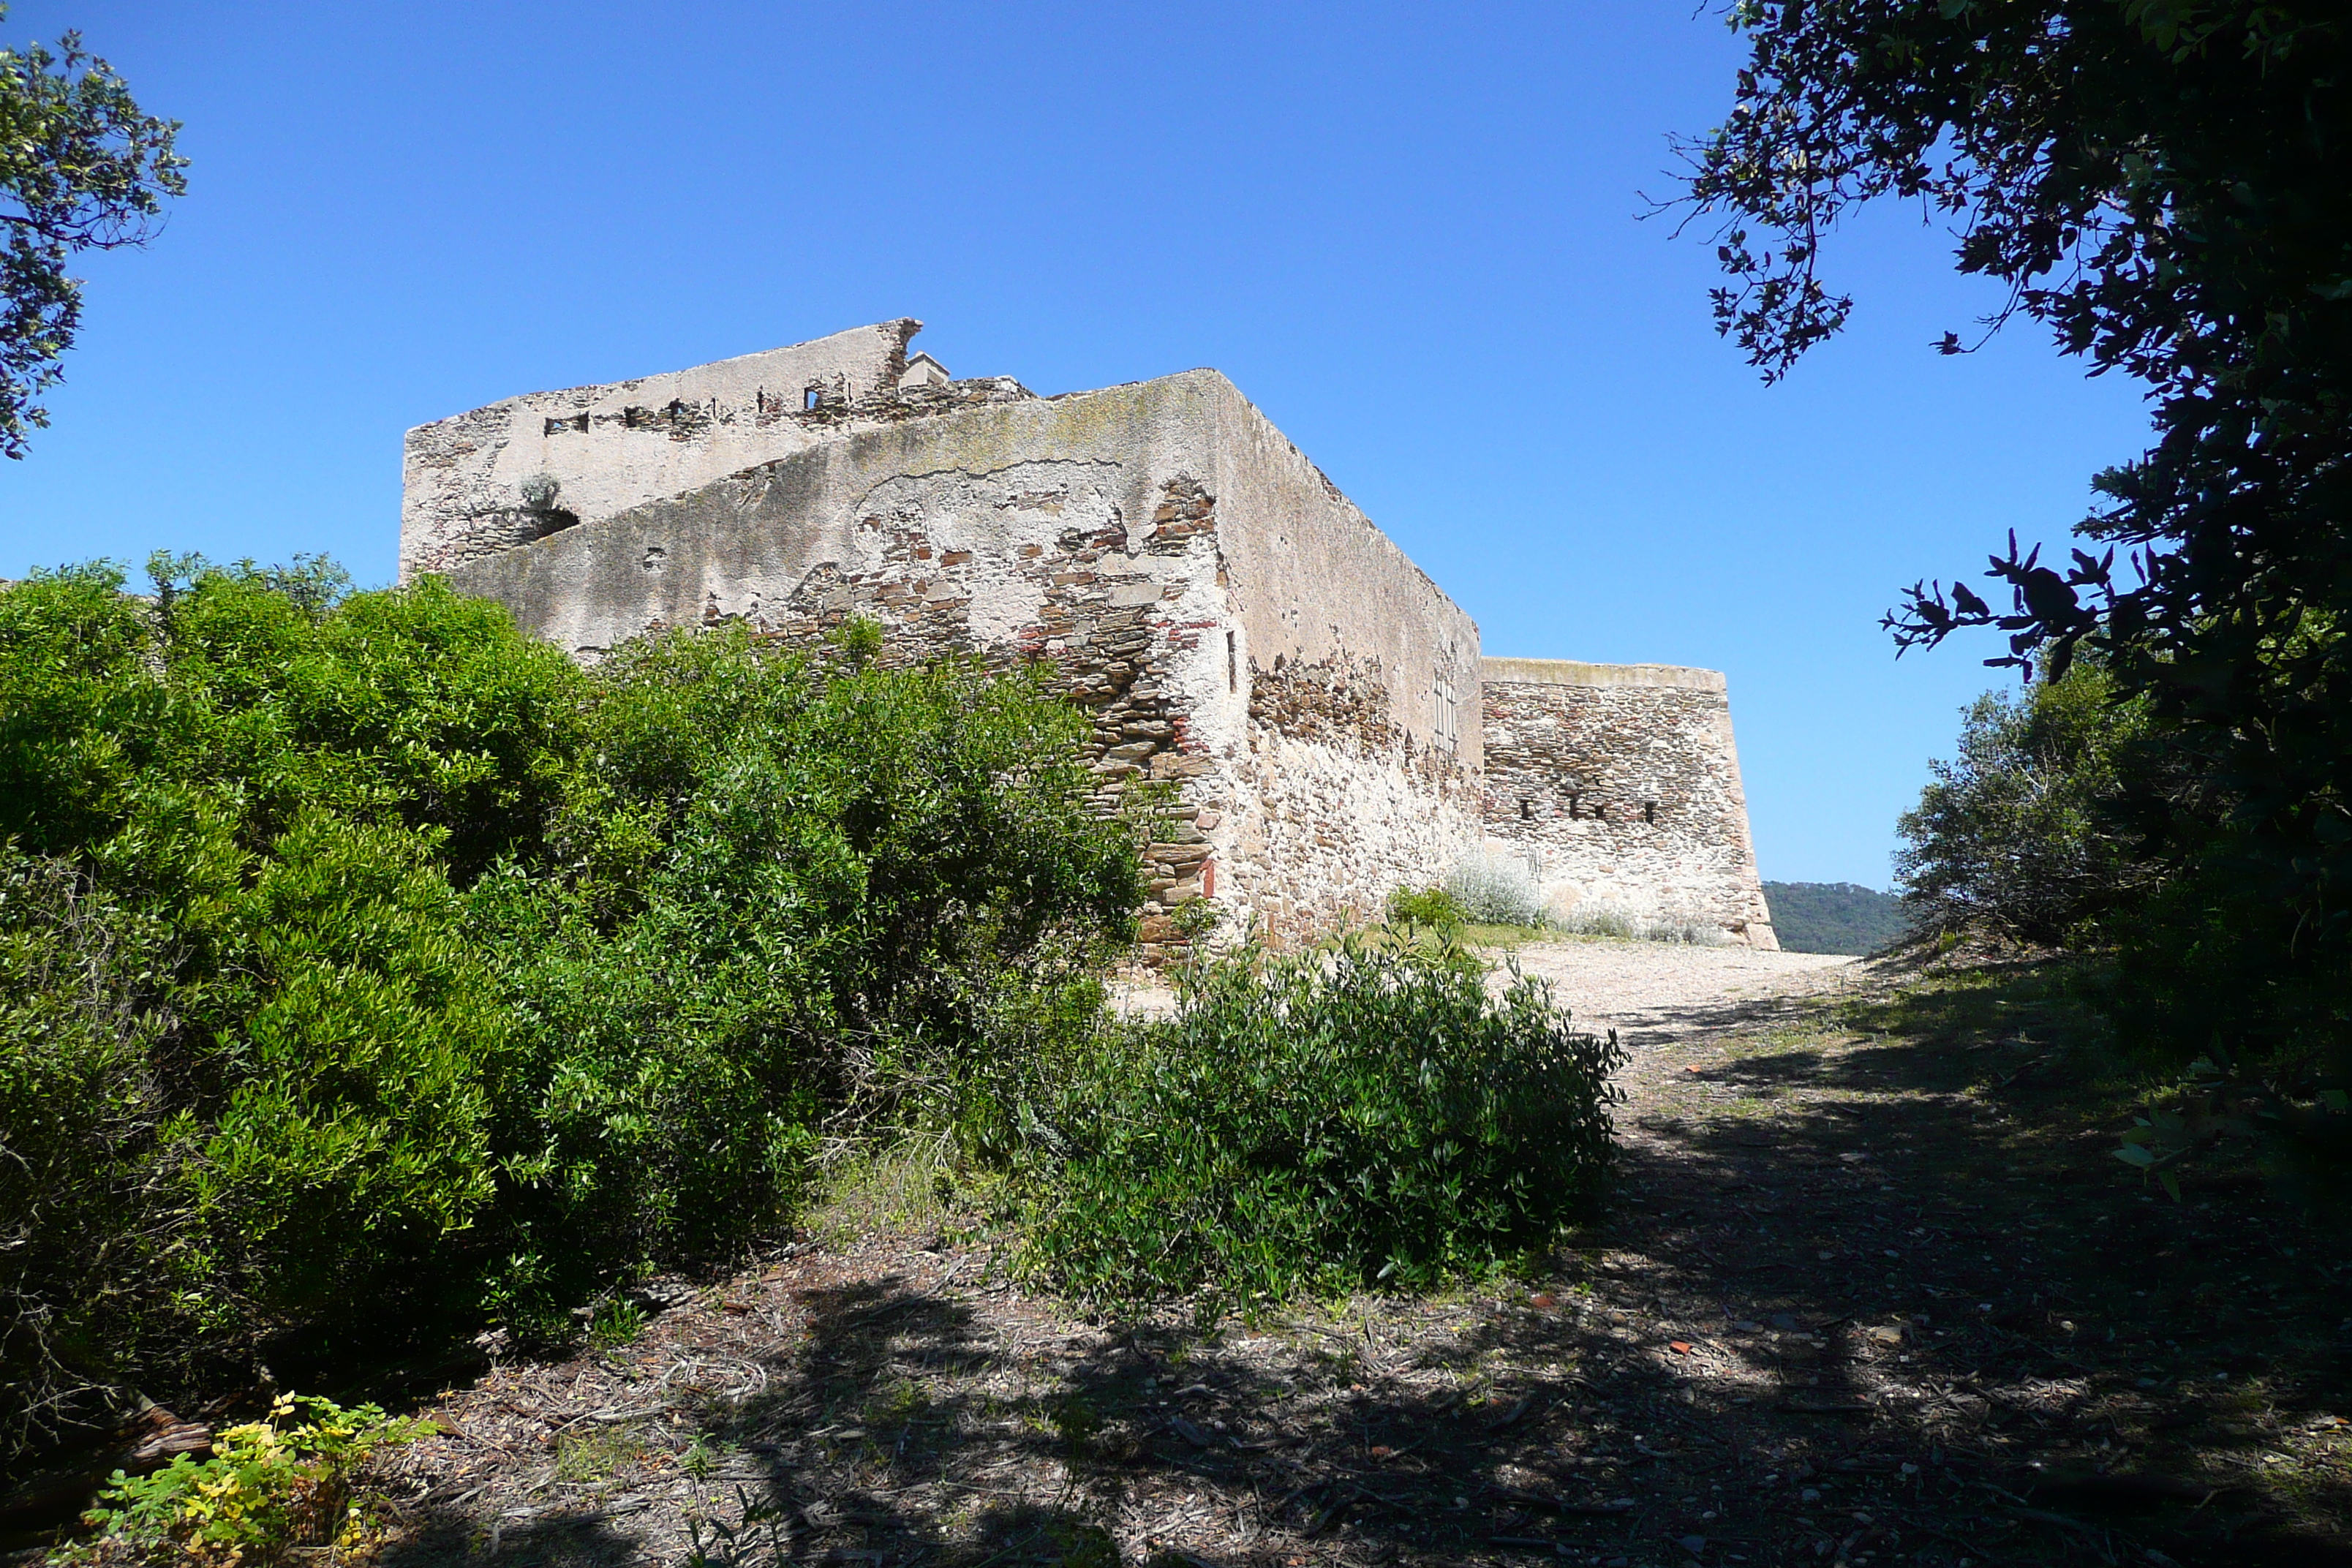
[1223,731,1480,949]
[1480,658,1776,948]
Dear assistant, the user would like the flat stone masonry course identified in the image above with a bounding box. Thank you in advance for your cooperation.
[403,320,1775,953]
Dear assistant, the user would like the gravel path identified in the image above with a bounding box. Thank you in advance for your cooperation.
[1497,938,1859,1047]
[1112,937,1860,1035]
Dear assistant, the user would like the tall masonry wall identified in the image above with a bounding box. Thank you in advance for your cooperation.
[403,321,1774,956]
[1206,377,1484,946]
[416,325,1481,959]
[1479,658,1776,949]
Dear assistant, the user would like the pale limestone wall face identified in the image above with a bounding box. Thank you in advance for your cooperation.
[400,321,921,581]
[1196,381,1486,942]
[441,376,1220,663]
[1220,729,1483,948]
[1479,658,1776,949]
[1208,380,1482,774]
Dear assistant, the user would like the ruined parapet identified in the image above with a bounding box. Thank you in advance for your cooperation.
[400,320,1034,582]
[1479,657,1776,949]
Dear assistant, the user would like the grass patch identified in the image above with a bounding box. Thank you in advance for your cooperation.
[804,1132,1001,1249]
[588,1298,647,1349]
[862,1377,933,1431]
[1835,954,2200,1142]
[554,1427,644,1484]
[1456,921,1559,949]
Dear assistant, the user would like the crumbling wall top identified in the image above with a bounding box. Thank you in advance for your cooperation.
[1480,657,1725,694]
[399,320,925,581]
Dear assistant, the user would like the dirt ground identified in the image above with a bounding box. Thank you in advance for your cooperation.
[372,941,2352,1568]
[1490,940,1858,1045]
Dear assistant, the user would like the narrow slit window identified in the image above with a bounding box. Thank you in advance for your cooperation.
[1431,643,1460,752]
[1519,799,1534,821]
[1226,631,1237,693]
[1643,800,1656,824]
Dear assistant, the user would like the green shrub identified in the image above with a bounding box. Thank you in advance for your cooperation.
[1016,939,1624,1305]
[1445,851,1548,927]
[0,559,1141,1456]
[470,626,1139,1330]
[67,1393,422,1567]
[1898,669,2349,1181]
[1894,668,2166,946]
[1386,884,1467,931]
[0,562,555,1446]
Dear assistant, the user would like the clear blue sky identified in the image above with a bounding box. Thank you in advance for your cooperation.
[0,1,2150,889]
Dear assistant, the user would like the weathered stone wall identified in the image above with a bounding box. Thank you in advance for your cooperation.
[1200,380,1486,943]
[1479,658,1776,948]
[1221,652,1482,946]
[442,374,1242,960]
[1207,380,1482,774]
[408,330,1771,962]
[431,366,1481,959]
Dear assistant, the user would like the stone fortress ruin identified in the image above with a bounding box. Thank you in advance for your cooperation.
[403,320,1777,954]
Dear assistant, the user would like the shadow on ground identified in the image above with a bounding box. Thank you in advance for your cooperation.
[377,958,2352,1568]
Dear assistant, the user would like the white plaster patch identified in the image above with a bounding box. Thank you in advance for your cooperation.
[852,460,1131,649]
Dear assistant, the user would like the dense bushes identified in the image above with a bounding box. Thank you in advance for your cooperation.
[1895,669,2350,1193]
[1894,668,2165,947]
[0,559,1140,1459]
[464,624,1143,1336]
[1016,939,1624,1305]
[3,554,1645,1466]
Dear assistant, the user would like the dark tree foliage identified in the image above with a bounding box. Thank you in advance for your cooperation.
[0,7,185,457]
[1680,2,2352,1058]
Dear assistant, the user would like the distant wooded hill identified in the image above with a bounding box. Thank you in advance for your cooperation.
[1763,881,1911,956]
